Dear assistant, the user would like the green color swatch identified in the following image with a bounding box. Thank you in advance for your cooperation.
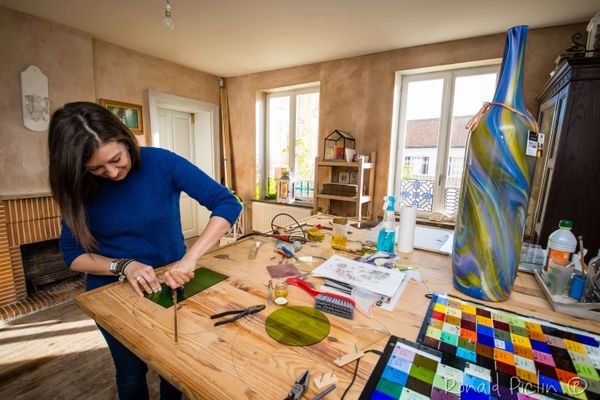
[144,267,228,308]
[265,306,330,346]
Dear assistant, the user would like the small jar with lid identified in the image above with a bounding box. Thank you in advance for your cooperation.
[273,281,288,305]
[331,217,348,248]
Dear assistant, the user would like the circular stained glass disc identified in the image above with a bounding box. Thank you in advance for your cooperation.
[265,306,330,346]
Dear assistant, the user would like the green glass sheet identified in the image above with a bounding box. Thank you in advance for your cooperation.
[144,267,228,308]
[265,306,330,346]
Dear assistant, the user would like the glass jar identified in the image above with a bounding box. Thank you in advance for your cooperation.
[331,217,348,248]
[274,281,288,305]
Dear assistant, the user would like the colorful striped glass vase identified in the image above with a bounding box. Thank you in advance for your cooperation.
[452,25,538,301]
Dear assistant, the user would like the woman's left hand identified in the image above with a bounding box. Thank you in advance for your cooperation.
[164,257,196,289]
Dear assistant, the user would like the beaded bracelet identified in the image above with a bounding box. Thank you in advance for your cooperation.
[117,258,135,282]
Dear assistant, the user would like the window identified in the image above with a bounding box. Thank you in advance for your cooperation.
[260,86,320,201]
[392,64,499,216]
[421,157,429,175]
[448,157,463,178]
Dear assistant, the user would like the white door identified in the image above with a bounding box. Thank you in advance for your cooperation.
[157,108,212,238]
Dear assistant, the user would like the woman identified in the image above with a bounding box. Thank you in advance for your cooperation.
[48,101,242,400]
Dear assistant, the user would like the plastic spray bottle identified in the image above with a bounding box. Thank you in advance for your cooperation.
[377,196,396,253]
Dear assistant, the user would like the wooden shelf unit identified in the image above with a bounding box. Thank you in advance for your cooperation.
[312,151,376,219]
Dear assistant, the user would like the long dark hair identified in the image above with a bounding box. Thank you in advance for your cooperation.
[48,101,141,252]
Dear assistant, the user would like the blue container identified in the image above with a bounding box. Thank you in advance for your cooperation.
[569,274,586,301]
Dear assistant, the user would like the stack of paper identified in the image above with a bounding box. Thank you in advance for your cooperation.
[311,255,405,298]
[312,255,422,315]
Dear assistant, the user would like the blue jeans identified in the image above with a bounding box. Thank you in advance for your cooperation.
[99,326,182,400]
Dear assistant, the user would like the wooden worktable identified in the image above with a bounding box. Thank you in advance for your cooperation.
[76,214,600,399]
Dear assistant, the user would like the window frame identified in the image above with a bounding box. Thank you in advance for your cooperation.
[261,85,320,201]
[390,62,501,218]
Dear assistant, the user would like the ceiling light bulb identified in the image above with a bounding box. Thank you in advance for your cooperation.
[162,1,174,31]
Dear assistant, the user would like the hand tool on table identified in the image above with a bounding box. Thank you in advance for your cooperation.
[173,289,178,343]
[311,384,336,400]
[310,224,332,231]
[267,280,273,305]
[167,286,184,343]
[285,369,310,400]
[210,304,265,327]
[270,233,308,244]
[274,249,292,260]
[276,240,302,260]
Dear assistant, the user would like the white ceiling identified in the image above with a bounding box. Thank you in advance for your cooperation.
[2,0,598,77]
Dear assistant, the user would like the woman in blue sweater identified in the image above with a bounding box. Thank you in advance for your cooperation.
[48,101,242,400]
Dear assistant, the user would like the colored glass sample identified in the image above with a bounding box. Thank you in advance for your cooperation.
[144,267,228,308]
[416,294,600,399]
[452,26,537,301]
[265,306,330,346]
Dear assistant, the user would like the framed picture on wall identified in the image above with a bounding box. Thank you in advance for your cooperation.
[99,98,143,135]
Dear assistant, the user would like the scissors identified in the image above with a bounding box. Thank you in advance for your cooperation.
[210,304,265,327]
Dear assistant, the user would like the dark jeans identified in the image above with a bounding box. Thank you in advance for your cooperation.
[98,326,182,400]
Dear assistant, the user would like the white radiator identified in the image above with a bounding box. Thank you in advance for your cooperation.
[251,202,312,232]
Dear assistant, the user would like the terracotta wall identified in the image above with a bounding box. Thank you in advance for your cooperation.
[0,6,220,197]
[93,40,220,147]
[0,7,95,197]
[226,23,586,215]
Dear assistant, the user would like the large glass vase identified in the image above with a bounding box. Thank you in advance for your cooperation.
[452,26,537,301]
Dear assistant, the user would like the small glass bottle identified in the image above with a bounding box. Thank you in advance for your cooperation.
[274,281,288,305]
[331,217,348,248]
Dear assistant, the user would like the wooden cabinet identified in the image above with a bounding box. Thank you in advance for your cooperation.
[529,58,600,258]
[312,151,376,219]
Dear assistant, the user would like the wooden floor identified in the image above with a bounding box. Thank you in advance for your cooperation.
[0,300,162,399]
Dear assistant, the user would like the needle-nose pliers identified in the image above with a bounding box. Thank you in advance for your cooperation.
[210,304,265,326]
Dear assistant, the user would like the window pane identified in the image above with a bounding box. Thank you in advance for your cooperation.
[445,73,497,214]
[400,79,443,212]
[294,92,319,199]
[267,96,290,198]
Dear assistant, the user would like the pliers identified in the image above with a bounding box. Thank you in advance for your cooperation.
[285,370,310,400]
[210,304,265,327]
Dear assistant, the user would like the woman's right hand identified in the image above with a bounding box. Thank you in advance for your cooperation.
[124,262,162,296]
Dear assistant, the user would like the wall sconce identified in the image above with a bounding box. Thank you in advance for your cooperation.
[21,65,50,132]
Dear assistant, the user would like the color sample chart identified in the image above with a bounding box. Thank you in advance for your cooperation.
[359,336,559,400]
[417,293,600,400]
[371,339,441,399]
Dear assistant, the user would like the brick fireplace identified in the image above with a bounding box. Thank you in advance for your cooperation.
[0,194,62,306]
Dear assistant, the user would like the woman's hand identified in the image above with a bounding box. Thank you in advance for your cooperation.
[164,257,196,289]
[124,261,162,296]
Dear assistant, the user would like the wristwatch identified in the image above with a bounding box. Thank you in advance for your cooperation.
[109,259,120,275]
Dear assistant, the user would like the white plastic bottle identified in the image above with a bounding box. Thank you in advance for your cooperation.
[544,220,577,272]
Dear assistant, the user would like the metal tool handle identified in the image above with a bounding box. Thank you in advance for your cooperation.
[210,309,245,319]
[213,312,248,326]
[312,384,336,400]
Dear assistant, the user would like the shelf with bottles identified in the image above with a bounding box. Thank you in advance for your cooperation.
[312,151,376,219]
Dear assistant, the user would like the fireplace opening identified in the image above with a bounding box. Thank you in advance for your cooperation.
[20,239,82,295]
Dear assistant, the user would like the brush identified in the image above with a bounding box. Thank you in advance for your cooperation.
[286,277,355,320]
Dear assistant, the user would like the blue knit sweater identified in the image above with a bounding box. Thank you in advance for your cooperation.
[60,147,242,291]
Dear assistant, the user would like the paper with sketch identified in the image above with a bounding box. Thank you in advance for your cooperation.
[378,270,422,311]
[312,255,405,297]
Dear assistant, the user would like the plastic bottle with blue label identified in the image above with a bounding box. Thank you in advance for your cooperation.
[377,196,396,253]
